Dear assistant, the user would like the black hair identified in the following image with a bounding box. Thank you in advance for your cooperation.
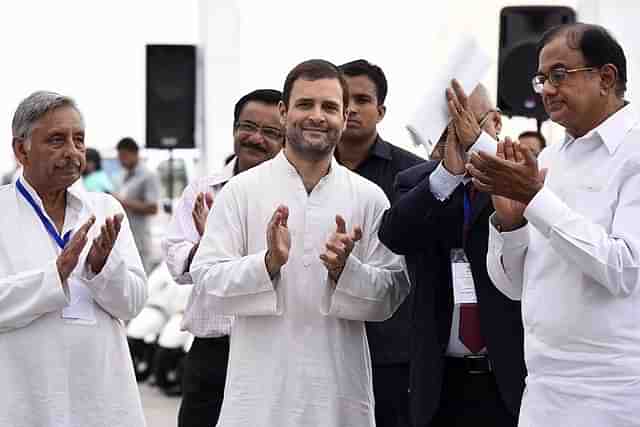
[537,23,627,97]
[116,137,139,153]
[233,89,282,126]
[85,147,102,170]
[518,130,547,149]
[282,59,349,110]
[339,59,388,105]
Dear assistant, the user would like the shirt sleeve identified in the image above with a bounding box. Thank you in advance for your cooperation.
[0,259,70,332]
[429,162,464,201]
[190,184,281,317]
[321,194,411,321]
[163,181,201,284]
[524,175,640,297]
[486,214,529,300]
[78,197,148,320]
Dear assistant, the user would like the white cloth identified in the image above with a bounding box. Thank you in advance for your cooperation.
[163,159,236,337]
[190,151,410,427]
[487,104,640,426]
[0,176,148,427]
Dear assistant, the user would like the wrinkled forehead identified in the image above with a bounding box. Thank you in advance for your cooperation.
[31,106,85,135]
[538,35,586,73]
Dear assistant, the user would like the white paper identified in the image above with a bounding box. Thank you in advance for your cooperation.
[407,36,492,151]
[62,278,96,323]
[450,248,478,304]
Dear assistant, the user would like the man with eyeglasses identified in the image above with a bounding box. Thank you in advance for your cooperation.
[468,23,640,426]
[163,89,283,427]
[379,81,526,427]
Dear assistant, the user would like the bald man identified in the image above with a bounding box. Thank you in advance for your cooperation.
[379,81,526,427]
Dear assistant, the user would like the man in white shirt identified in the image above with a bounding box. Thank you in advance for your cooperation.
[190,59,410,427]
[0,91,148,427]
[468,23,640,426]
[163,89,284,427]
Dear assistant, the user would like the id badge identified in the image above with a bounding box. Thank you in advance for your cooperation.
[62,278,97,325]
[450,248,477,304]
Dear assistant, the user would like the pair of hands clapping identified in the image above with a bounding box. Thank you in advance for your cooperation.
[56,214,124,283]
[265,205,362,283]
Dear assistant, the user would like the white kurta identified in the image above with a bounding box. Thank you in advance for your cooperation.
[190,151,410,427]
[487,104,640,426]
[0,177,148,427]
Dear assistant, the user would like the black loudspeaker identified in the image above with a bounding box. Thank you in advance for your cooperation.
[146,45,196,149]
[498,6,576,121]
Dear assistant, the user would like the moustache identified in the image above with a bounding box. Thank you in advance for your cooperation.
[240,141,268,153]
[55,160,82,169]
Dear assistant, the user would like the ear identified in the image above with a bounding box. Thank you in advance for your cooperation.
[599,63,619,92]
[376,104,387,124]
[494,112,503,135]
[278,100,287,127]
[12,138,28,166]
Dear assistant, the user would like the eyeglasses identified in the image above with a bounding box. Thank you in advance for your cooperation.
[531,67,597,94]
[478,108,501,129]
[234,121,283,142]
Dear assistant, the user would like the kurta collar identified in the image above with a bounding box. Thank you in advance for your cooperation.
[275,149,339,180]
[562,102,638,155]
[17,174,86,212]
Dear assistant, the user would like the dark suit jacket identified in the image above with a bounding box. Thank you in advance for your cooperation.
[378,160,526,427]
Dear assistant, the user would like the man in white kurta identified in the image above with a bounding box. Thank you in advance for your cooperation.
[190,60,410,427]
[468,25,640,426]
[1,91,148,427]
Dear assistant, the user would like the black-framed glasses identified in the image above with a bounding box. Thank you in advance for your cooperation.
[234,121,283,142]
[531,67,597,94]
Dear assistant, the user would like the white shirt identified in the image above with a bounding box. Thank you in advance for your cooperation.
[0,176,148,427]
[163,159,235,337]
[487,104,640,426]
[190,151,410,427]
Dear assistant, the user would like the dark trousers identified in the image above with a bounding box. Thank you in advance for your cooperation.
[177,336,230,427]
[373,363,410,427]
[429,357,516,427]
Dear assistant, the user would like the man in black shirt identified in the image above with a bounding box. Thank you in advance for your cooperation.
[336,59,423,427]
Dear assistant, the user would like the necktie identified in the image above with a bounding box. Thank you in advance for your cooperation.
[459,183,485,353]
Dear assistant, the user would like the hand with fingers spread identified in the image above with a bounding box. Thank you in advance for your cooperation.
[265,205,291,278]
[320,215,363,284]
[87,214,125,274]
[192,191,214,237]
[447,79,481,149]
[466,138,547,228]
[56,215,96,283]
[442,122,467,175]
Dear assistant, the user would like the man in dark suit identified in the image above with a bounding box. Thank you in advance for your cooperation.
[335,59,423,427]
[378,81,526,427]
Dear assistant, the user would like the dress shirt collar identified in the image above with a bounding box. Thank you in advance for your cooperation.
[368,135,393,161]
[207,157,237,188]
[562,102,638,155]
[18,173,86,213]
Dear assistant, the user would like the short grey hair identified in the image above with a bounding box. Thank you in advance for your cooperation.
[11,91,84,140]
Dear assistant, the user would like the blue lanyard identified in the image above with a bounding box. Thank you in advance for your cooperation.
[463,190,473,228]
[16,179,73,250]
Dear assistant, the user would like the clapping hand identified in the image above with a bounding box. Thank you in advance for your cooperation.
[265,205,291,278]
[320,215,363,284]
[193,191,214,237]
[87,214,124,274]
[56,216,96,283]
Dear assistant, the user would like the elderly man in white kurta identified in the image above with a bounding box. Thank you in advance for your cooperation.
[468,24,640,426]
[0,91,148,427]
[190,60,410,427]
